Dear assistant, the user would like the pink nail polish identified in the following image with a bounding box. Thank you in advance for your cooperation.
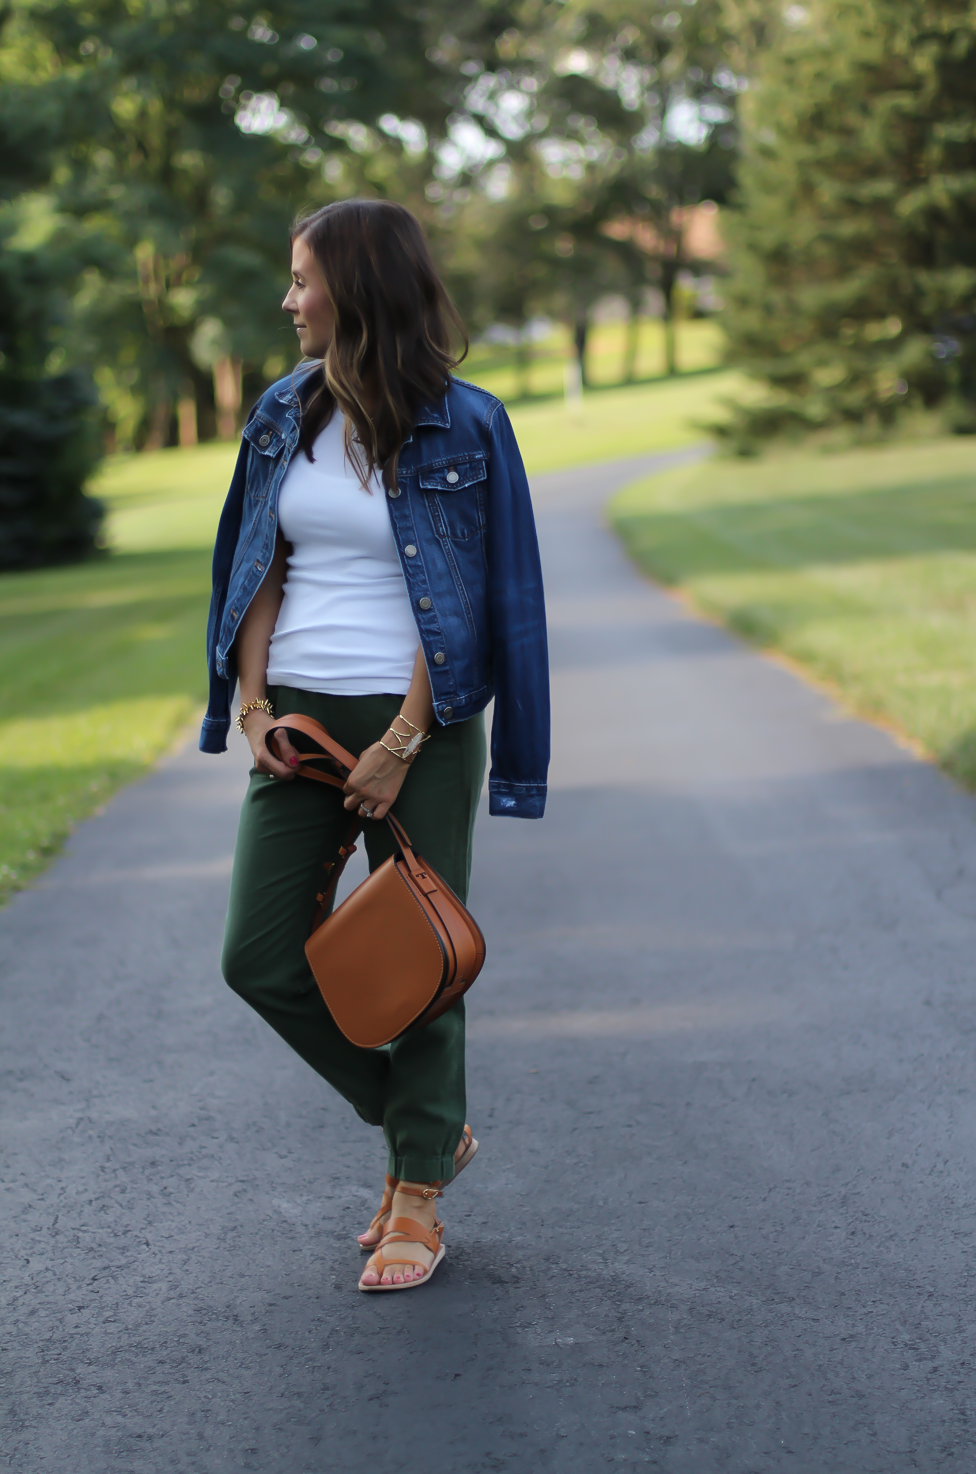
[288,756,299,768]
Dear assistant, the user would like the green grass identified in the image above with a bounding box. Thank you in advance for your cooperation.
[508,370,745,475]
[465,317,725,402]
[0,369,732,903]
[609,436,976,788]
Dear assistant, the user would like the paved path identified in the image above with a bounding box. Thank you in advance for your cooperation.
[5,448,976,1473]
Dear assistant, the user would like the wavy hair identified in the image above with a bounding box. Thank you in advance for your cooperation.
[291,198,467,489]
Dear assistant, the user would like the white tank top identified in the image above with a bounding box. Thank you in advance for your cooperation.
[266,413,418,695]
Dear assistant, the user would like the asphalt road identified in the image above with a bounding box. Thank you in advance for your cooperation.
[5,446,976,1473]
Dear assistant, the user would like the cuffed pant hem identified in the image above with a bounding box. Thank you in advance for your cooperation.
[388,1152,457,1184]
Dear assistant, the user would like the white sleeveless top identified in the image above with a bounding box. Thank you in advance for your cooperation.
[266,414,418,695]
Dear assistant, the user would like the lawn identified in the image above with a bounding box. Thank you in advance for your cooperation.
[465,317,725,402]
[609,436,976,788]
[0,368,736,903]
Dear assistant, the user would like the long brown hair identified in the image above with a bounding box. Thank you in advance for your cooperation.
[291,198,467,488]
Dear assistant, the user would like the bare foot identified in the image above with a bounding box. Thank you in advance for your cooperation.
[359,1182,443,1288]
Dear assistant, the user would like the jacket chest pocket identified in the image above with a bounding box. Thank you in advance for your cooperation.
[418,455,487,542]
[242,416,287,498]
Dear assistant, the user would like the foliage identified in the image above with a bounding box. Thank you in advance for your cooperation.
[0,0,743,479]
[610,432,976,789]
[427,0,739,377]
[719,0,976,449]
[0,27,103,569]
[4,0,451,450]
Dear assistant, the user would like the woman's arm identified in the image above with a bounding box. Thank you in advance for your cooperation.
[236,532,302,779]
[341,644,434,820]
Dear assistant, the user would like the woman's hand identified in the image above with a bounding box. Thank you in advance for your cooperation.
[244,709,302,780]
[343,741,411,821]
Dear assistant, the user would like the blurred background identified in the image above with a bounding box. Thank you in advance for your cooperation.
[1,0,974,898]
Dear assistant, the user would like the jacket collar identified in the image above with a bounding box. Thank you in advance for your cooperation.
[270,366,452,438]
[413,390,451,429]
[273,360,321,411]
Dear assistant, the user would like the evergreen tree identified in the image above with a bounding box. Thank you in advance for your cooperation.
[0,62,102,570]
[720,0,976,448]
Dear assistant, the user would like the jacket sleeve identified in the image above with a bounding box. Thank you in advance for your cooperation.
[484,404,550,818]
[198,435,250,754]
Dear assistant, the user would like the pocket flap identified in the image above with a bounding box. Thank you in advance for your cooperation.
[418,455,487,492]
[243,417,285,456]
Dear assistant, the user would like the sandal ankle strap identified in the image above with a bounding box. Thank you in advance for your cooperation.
[395,1182,443,1201]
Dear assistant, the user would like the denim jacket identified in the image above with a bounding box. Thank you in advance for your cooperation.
[200,366,549,819]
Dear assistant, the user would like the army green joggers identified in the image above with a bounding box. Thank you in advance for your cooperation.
[222,686,486,1183]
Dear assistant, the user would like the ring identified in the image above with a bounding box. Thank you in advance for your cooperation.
[359,804,374,818]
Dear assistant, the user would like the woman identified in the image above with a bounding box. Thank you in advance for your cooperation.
[200,199,549,1292]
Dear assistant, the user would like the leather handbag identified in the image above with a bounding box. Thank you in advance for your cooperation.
[266,713,486,1049]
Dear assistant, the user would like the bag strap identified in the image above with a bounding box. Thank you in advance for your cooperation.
[266,712,358,788]
[268,713,437,923]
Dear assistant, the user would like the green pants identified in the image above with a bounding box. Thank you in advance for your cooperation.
[222,687,486,1183]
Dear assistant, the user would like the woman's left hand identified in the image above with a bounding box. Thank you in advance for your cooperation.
[342,741,410,821]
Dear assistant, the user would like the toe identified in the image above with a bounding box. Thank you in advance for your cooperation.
[360,1268,379,1286]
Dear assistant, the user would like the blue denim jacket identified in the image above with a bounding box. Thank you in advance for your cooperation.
[200,366,549,819]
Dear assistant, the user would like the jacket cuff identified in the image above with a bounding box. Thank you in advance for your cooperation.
[488,779,546,819]
[199,716,230,755]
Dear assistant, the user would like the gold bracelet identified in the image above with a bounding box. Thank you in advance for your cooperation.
[379,714,430,764]
[236,697,275,735]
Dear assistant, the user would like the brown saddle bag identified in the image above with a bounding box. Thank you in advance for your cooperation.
[267,713,486,1049]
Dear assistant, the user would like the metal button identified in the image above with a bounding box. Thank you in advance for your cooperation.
[230,609,238,620]
[387,486,400,498]
[404,544,418,558]
[445,469,459,484]
[268,508,275,518]
[443,706,453,719]
[254,560,263,572]
[433,651,446,665]
[419,597,431,610]
[258,433,271,447]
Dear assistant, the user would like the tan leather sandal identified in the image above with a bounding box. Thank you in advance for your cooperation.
[357,1173,398,1251]
[359,1184,445,1293]
[358,1125,478,1249]
[444,1124,478,1184]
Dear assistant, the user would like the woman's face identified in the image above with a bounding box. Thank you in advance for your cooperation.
[281,234,335,358]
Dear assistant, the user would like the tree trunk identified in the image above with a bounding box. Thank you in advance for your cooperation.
[623,295,642,383]
[574,314,589,388]
[177,386,198,448]
[193,364,216,443]
[213,355,243,440]
[143,392,172,452]
[660,264,678,377]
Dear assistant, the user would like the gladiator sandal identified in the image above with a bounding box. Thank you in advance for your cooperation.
[358,1184,445,1293]
[358,1125,477,1247]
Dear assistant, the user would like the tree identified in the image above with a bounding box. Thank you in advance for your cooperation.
[719,0,976,449]
[0,45,102,569]
[426,0,739,379]
[12,0,452,448]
